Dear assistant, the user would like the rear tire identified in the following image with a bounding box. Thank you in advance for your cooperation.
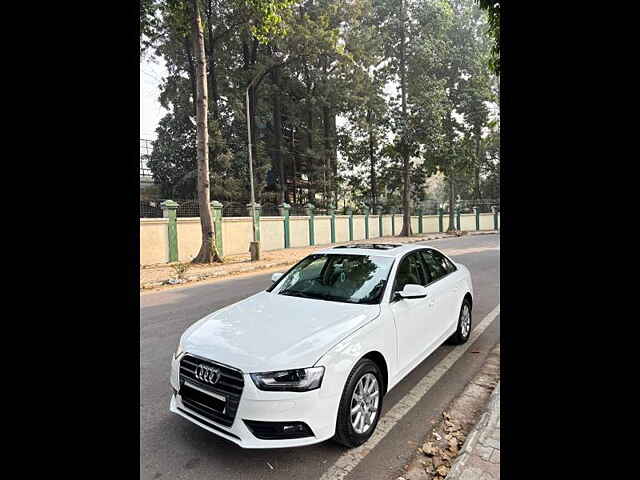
[333,359,383,448]
[449,298,472,345]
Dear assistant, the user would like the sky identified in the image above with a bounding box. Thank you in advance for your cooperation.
[140,56,168,140]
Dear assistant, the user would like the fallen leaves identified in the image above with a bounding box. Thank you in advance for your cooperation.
[418,412,466,479]
[421,441,437,456]
[436,465,450,476]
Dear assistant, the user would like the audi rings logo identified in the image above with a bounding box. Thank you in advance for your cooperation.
[195,364,221,385]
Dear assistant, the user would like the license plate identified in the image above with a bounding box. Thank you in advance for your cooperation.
[184,380,226,401]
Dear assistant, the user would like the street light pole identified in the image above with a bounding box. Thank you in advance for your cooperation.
[244,57,288,260]
[245,87,257,244]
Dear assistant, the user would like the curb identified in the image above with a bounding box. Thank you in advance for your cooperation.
[140,260,292,290]
[446,382,500,479]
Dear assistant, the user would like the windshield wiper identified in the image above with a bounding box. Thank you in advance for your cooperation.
[279,290,316,299]
[312,293,359,303]
[279,290,355,303]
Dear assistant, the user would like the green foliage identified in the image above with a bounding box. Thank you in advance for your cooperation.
[476,0,499,75]
[246,0,295,44]
[140,0,160,56]
[145,0,499,209]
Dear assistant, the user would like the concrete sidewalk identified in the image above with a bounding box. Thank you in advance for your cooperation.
[447,382,501,480]
[140,230,498,291]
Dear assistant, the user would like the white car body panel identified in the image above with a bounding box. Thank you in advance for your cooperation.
[181,290,381,372]
[170,244,473,448]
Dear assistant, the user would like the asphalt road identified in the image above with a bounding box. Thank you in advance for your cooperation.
[140,233,500,480]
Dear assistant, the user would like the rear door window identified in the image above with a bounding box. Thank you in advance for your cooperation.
[431,250,457,274]
[420,250,448,283]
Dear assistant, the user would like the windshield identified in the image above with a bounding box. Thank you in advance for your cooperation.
[275,254,395,304]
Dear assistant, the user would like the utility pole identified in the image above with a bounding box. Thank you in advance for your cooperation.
[245,83,261,261]
[244,57,289,260]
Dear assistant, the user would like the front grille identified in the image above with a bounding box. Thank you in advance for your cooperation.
[179,354,244,428]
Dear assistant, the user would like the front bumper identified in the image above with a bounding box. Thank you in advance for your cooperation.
[169,355,339,448]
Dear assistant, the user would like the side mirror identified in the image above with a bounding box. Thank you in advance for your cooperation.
[271,272,284,283]
[398,284,428,299]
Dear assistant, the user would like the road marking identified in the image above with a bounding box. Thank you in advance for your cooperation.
[319,304,500,480]
[444,246,500,256]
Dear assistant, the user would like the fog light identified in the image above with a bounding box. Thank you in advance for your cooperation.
[282,424,304,433]
[243,420,314,439]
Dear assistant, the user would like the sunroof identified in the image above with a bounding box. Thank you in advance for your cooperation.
[334,244,401,250]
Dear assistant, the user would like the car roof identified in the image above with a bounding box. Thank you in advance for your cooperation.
[316,243,437,258]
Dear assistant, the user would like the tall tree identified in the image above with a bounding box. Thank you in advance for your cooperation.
[144,0,497,224]
[338,0,390,209]
[379,0,452,235]
[476,0,499,75]
[191,0,221,263]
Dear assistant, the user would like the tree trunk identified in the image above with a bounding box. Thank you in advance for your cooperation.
[448,172,456,232]
[322,55,332,208]
[474,133,481,201]
[368,108,377,207]
[191,0,221,264]
[203,22,219,170]
[183,36,197,118]
[399,0,412,237]
[307,101,315,203]
[323,104,332,207]
[271,67,285,204]
[291,126,297,204]
[204,1,219,123]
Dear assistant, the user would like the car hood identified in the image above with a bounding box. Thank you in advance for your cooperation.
[181,290,380,372]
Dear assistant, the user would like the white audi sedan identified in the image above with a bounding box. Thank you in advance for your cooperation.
[170,243,473,448]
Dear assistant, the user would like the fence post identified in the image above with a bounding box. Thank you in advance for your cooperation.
[346,207,353,241]
[246,202,261,242]
[391,207,396,236]
[161,200,179,262]
[376,205,384,238]
[438,207,444,233]
[492,205,498,231]
[363,205,370,239]
[306,203,315,246]
[210,200,224,257]
[279,203,291,248]
[474,206,480,231]
[328,205,336,243]
[417,206,423,234]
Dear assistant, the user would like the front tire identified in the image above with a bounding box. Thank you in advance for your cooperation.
[449,298,472,345]
[333,359,383,448]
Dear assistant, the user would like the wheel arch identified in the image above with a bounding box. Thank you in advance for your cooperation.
[463,291,473,310]
[361,351,389,395]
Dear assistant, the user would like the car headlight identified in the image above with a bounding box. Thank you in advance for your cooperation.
[250,367,325,392]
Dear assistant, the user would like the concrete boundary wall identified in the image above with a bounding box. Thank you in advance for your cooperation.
[140,212,500,265]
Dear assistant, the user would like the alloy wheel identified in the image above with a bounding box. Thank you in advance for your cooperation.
[460,304,471,338]
[350,373,380,434]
